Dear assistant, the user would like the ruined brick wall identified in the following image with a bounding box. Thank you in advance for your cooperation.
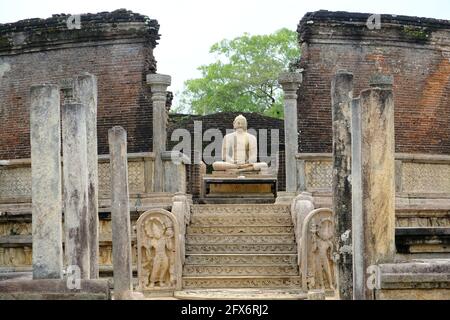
[168,112,286,191]
[0,9,159,159]
[297,11,450,154]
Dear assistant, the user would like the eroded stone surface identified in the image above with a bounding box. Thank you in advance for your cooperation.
[108,126,133,297]
[62,103,90,279]
[331,70,354,300]
[30,84,63,279]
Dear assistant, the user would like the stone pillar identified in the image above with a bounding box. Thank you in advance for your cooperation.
[62,103,90,279]
[331,70,354,300]
[147,74,171,192]
[74,73,99,279]
[278,72,302,193]
[351,75,396,300]
[108,126,133,299]
[30,84,63,279]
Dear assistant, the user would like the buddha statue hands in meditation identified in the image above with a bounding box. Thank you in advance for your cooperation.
[212,115,268,174]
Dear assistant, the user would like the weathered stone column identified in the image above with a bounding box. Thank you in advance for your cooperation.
[331,70,354,300]
[62,103,90,279]
[108,126,133,299]
[30,84,63,279]
[147,74,171,192]
[278,72,302,193]
[74,73,99,279]
[351,75,396,300]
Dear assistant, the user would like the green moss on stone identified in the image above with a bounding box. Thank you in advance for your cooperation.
[402,26,430,41]
[0,36,11,48]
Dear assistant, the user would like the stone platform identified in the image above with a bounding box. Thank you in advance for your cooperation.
[202,175,277,204]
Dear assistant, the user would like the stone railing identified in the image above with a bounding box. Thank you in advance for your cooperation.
[296,153,450,196]
[0,151,190,203]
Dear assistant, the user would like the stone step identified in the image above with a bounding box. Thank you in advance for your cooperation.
[187,225,294,234]
[191,204,291,217]
[174,288,307,300]
[186,234,295,245]
[183,264,299,276]
[190,216,293,226]
[185,254,297,266]
[186,243,297,254]
[182,275,302,289]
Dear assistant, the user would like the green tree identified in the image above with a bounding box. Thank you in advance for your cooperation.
[176,28,300,118]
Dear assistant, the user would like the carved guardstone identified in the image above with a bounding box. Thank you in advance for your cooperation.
[300,208,336,294]
[137,209,182,296]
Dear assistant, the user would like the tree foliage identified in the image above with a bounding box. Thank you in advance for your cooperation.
[175,28,300,118]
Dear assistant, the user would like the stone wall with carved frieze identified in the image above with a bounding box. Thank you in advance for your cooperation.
[400,162,450,194]
[297,153,450,195]
[296,153,450,229]
[0,153,154,202]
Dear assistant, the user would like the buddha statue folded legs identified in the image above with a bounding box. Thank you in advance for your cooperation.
[212,114,268,174]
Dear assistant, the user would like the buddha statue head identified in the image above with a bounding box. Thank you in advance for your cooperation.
[233,114,247,133]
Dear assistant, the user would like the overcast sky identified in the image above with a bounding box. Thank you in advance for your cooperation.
[1,0,449,105]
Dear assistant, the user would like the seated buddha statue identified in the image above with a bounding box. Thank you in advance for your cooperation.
[212,114,268,173]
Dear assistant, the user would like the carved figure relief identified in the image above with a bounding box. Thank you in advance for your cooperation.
[0,247,32,266]
[137,209,181,292]
[310,217,335,290]
[300,208,336,292]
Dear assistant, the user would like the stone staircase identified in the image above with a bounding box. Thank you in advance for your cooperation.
[182,204,301,289]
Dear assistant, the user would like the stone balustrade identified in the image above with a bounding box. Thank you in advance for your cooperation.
[296,152,450,196]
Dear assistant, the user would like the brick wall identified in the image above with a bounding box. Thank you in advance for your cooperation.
[0,9,159,159]
[168,112,286,191]
[296,11,450,154]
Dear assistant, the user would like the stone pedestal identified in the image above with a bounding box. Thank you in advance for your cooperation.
[203,176,277,204]
[278,72,302,193]
[30,84,63,279]
[62,103,90,279]
[351,81,396,300]
[74,73,99,279]
[331,70,354,300]
[108,126,133,298]
[147,73,171,192]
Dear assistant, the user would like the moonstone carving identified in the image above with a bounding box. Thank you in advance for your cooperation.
[137,209,182,292]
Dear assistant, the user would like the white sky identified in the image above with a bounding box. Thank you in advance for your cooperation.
[1,0,449,106]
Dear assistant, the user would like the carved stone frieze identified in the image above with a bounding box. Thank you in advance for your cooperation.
[186,243,297,254]
[98,160,146,195]
[187,225,293,235]
[192,204,290,216]
[0,247,32,266]
[183,265,299,276]
[186,234,295,245]
[304,161,332,190]
[182,276,301,289]
[184,254,297,265]
[0,167,31,199]
[401,162,450,193]
[190,217,292,226]
[0,222,32,236]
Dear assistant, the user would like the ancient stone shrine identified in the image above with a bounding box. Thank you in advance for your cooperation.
[0,9,449,301]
